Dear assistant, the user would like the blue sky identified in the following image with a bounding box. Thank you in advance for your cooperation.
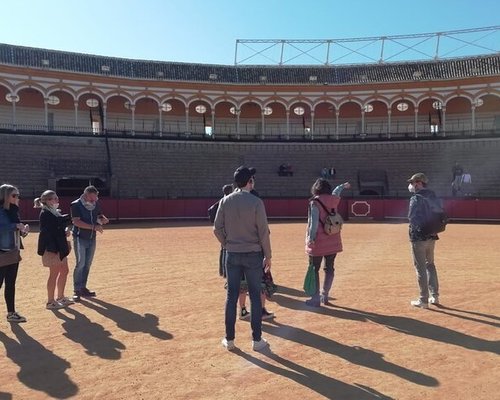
[1,0,499,64]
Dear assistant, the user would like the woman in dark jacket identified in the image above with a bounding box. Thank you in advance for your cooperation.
[35,190,73,309]
[0,184,29,323]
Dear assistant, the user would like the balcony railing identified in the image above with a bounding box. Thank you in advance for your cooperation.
[0,122,498,142]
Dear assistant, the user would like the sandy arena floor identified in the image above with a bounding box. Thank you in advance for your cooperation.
[0,221,499,400]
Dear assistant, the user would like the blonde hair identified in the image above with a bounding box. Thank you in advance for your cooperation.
[0,184,18,209]
[34,190,57,209]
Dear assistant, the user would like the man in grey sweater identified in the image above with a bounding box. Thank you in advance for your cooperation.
[214,166,272,352]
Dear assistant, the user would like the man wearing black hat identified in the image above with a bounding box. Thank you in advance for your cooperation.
[214,166,272,351]
[407,173,440,309]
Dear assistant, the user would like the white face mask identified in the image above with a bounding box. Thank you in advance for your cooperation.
[408,183,416,193]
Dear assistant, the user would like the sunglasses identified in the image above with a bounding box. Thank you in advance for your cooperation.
[11,193,20,198]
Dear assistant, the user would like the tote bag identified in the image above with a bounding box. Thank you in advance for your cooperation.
[303,263,316,296]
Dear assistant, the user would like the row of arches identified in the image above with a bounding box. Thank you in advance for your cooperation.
[1,82,499,138]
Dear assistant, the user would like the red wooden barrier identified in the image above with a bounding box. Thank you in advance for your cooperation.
[15,197,500,222]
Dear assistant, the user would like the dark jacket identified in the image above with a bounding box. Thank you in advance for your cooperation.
[408,188,439,242]
[37,209,71,260]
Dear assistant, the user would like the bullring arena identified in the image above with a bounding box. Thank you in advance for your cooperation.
[1,27,500,399]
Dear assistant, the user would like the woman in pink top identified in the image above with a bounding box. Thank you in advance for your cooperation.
[305,178,351,307]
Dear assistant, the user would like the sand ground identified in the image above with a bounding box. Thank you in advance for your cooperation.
[0,221,499,400]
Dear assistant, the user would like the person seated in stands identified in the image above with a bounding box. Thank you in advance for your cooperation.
[278,163,293,176]
[279,164,287,176]
[321,167,336,179]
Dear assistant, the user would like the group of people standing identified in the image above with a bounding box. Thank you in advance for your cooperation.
[0,184,108,323]
[214,166,442,351]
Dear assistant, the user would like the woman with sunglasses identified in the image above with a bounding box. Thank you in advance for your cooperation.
[34,190,74,309]
[0,184,29,323]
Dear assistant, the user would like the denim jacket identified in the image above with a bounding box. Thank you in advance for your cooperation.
[408,188,439,242]
[0,207,19,250]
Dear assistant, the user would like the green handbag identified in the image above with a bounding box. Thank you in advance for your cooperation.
[303,263,316,296]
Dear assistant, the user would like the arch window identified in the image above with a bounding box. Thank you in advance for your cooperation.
[293,106,305,116]
[396,102,409,112]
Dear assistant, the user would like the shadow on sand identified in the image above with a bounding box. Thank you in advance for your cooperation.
[53,307,126,360]
[234,347,395,400]
[0,324,78,399]
[80,297,173,340]
[263,320,438,387]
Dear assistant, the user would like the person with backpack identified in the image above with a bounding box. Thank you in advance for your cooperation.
[208,184,234,277]
[407,173,445,309]
[305,178,350,307]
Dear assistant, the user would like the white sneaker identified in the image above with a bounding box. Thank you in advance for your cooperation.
[429,296,440,305]
[221,338,235,351]
[46,301,64,310]
[410,299,429,309]
[252,338,269,351]
[57,297,75,307]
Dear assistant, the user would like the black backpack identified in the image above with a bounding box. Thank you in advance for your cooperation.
[418,194,448,235]
[207,201,219,223]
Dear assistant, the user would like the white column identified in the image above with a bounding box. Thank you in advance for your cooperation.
[441,106,446,137]
[387,109,392,139]
[361,110,365,136]
[335,111,340,140]
[74,101,79,132]
[286,110,290,139]
[12,96,17,131]
[158,107,163,137]
[185,109,189,133]
[44,98,49,131]
[130,104,136,136]
[102,104,107,131]
[414,109,419,138]
[236,109,241,139]
[471,104,476,136]
[310,111,315,140]
[261,109,265,139]
[211,110,215,137]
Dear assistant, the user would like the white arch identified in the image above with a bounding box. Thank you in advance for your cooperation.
[389,95,417,109]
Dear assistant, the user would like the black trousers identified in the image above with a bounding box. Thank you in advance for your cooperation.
[0,262,19,313]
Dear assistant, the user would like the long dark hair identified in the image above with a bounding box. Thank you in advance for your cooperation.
[310,178,332,197]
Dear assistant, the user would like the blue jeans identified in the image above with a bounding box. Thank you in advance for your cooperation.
[225,251,263,342]
[411,239,439,302]
[73,236,97,292]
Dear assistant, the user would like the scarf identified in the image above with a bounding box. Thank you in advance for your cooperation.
[80,195,97,211]
[42,205,63,217]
